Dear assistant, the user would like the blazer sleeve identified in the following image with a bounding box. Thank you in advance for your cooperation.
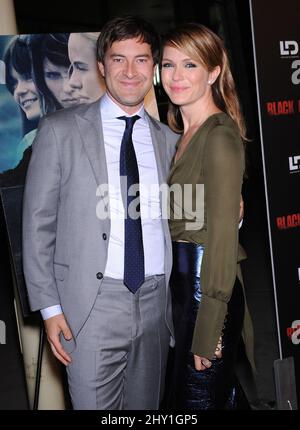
[191,124,244,359]
[22,117,62,311]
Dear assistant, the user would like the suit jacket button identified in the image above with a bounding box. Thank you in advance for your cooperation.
[102,233,107,240]
[96,272,103,280]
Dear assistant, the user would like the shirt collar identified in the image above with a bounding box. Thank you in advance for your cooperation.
[100,92,146,120]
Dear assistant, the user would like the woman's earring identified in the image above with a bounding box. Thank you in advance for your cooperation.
[207,80,211,85]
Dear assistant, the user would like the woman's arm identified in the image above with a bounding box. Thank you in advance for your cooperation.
[191,124,244,360]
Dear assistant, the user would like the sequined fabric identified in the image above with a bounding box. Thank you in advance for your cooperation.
[166,241,248,410]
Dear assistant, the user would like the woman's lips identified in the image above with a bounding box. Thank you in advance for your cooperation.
[61,98,78,105]
[21,97,38,108]
[169,86,188,92]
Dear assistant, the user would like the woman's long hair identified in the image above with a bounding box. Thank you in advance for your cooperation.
[30,33,70,114]
[4,35,40,134]
[162,23,247,140]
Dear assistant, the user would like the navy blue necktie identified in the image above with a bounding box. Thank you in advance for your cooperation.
[118,115,145,293]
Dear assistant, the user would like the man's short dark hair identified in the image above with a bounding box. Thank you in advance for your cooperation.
[97,15,160,64]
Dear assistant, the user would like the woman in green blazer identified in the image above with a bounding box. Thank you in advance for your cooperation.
[161,23,255,409]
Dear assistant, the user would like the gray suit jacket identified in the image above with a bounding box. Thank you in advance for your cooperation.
[23,97,178,343]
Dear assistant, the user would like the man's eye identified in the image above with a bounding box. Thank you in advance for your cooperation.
[113,58,123,62]
[73,62,89,71]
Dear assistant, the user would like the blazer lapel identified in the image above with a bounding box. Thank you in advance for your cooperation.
[74,100,108,187]
[147,113,166,185]
[147,113,173,277]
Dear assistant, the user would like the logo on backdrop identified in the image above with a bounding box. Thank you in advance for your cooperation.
[276,213,300,230]
[288,155,300,173]
[291,60,300,85]
[279,41,300,84]
[280,41,299,57]
[287,320,300,345]
[266,99,298,115]
[0,320,6,344]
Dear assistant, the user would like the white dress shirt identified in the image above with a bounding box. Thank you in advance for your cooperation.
[41,94,165,320]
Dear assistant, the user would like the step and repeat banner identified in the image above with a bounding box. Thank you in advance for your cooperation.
[250,0,300,402]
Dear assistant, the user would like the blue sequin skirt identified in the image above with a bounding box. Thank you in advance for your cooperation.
[166,241,247,410]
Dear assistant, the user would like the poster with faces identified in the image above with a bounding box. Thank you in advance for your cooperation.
[0,32,106,185]
[0,33,159,187]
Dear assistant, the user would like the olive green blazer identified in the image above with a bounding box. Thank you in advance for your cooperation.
[168,112,255,369]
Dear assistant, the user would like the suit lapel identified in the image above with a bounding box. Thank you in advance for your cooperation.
[147,113,166,186]
[74,104,172,281]
[146,113,172,277]
[74,100,108,187]
[75,104,167,188]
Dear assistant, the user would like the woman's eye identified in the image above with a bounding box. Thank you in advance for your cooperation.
[9,78,17,90]
[23,73,33,80]
[45,72,61,80]
[185,63,196,68]
[161,63,173,68]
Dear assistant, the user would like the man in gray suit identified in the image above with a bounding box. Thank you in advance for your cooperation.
[23,16,178,410]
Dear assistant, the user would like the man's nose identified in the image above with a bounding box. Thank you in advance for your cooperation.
[63,76,75,94]
[123,61,137,78]
[68,65,82,88]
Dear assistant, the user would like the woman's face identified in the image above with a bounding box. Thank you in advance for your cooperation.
[11,67,41,120]
[68,33,104,103]
[43,58,78,108]
[161,45,211,109]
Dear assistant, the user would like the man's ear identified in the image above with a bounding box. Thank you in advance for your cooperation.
[98,62,105,78]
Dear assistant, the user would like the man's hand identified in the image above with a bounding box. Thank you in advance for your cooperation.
[44,314,73,366]
[194,336,222,371]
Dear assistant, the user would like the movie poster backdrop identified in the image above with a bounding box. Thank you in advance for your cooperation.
[250,0,300,400]
[0,32,158,316]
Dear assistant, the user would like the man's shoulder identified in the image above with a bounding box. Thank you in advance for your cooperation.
[41,99,100,125]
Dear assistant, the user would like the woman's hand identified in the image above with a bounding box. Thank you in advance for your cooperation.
[194,336,222,371]
[194,355,212,371]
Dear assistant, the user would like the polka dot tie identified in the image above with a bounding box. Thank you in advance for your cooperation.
[118,115,145,293]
